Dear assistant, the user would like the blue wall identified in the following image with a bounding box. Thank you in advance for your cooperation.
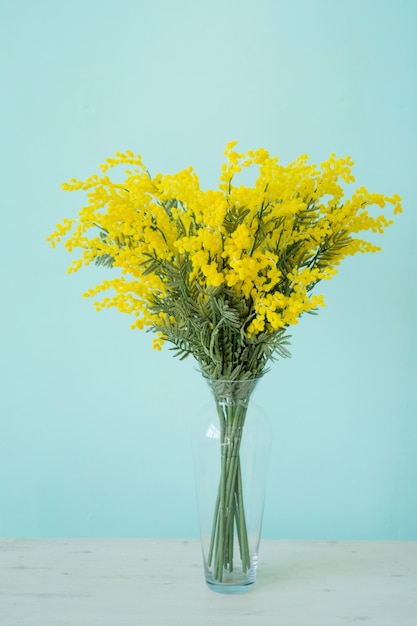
[1,0,416,539]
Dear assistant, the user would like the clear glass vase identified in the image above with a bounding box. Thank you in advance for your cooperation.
[192,378,272,594]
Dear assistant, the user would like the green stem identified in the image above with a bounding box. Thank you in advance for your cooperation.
[236,459,250,570]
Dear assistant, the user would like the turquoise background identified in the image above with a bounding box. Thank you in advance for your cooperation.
[1,0,416,539]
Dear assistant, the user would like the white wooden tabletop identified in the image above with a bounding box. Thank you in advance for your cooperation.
[0,539,416,625]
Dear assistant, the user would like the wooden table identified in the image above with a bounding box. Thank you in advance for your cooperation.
[1,539,416,625]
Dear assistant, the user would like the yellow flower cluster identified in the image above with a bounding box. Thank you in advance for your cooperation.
[47,142,402,347]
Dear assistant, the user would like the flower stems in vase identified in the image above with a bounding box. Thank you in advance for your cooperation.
[208,399,250,581]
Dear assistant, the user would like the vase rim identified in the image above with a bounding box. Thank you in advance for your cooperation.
[203,377,263,383]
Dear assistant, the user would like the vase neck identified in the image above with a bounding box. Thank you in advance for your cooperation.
[205,378,260,405]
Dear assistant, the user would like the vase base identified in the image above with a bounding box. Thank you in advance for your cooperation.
[203,556,258,594]
[206,580,255,594]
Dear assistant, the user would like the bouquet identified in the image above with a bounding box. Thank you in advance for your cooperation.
[48,142,401,584]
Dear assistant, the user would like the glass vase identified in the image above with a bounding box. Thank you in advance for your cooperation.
[192,378,272,594]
